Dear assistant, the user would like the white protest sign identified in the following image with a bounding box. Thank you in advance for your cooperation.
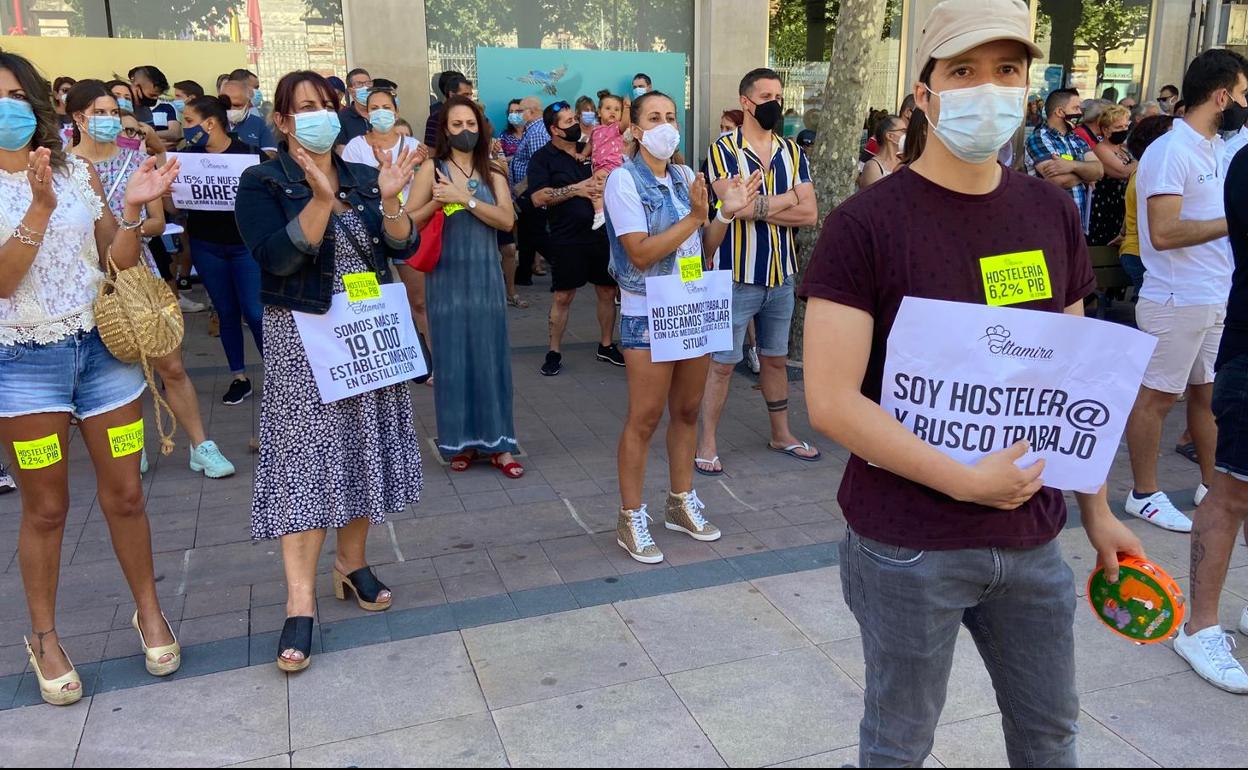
[881,297,1156,493]
[292,282,428,404]
[167,152,259,211]
[644,269,733,362]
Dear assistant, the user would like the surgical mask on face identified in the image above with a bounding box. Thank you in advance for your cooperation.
[925,83,1026,164]
[449,129,479,152]
[183,124,210,148]
[633,86,648,98]
[640,123,681,160]
[86,115,123,143]
[227,108,248,125]
[1222,98,1248,133]
[370,108,396,133]
[354,86,370,106]
[1065,111,1084,129]
[116,97,133,113]
[292,109,342,155]
[172,98,185,119]
[750,99,782,132]
[581,111,597,126]
[558,123,582,144]
[0,98,37,151]
[252,89,263,108]
[1108,128,1131,145]
[117,135,143,152]
[507,111,524,127]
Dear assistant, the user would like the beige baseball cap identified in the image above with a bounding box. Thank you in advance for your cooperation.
[912,0,1045,83]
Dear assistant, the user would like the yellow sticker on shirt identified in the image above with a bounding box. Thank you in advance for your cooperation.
[980,250,1052,306]
[679,256,703,283]
[442,203,466,216]
[13,434,62,470]
[343,272,382,302]
[1060,153,1074,161]
[107,418,144,458]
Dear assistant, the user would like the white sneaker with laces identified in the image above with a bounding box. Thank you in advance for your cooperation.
[1195,482,1209,507]
[591,211,606,230]
[745,346,761,374]
[1124,490,1192,532]
[1174,624,1248,694]
[0,470,15,494]
[178,294,206,313]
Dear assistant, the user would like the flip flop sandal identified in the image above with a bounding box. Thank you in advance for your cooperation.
[694,456,724,477]
[1175,442,1199,464]
[768,441,822,462]
[492,454,525,479]
[508,294,530,309]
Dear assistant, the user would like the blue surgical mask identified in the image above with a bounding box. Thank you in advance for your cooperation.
[369,108,396,134]
[293,109,342,154]
[354,86,369,106]
[507,112,524,127]
[925,83,1026,164]
[117,97,134,113]
[172,98,186,119]
[581,111,597,126]
[0,98,37,151]
[86,115,123,143]
[183,124,209,148]
[252,89,263,108]
[633,86,648,98]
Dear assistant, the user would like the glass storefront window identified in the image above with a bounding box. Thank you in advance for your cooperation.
[1032,0,1152,103]
[4,0,346,100]
[765,0,905,134]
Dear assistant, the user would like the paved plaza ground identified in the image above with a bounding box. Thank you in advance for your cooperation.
[1,283,1245,767]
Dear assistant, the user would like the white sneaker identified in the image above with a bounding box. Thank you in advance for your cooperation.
[1195,483,1210,507]
[178,294,206,313]
[1124,490,1193,532]
[591,211,606,230]
[0,470,15,494]
[1174,624,1248,694]
[1240,606,1248,637]
[745,345,761,374]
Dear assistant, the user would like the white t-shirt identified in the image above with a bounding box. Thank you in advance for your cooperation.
[604,164,702,315]
[341,134,421,203]
[1135,119,1231,306]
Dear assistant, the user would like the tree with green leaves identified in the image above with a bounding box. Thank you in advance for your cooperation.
[769,0,902,63]
[1075,0,1149,88]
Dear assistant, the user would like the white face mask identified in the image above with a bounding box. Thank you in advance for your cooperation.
[639,122,680,160]
[227,107,248,124]
[925,83,1026,164]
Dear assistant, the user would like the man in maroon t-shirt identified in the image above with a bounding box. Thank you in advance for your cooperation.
[798,0,1146,765]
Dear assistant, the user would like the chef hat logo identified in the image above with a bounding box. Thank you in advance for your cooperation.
[981,324,1011,354]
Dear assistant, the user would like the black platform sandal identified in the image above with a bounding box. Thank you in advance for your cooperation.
[276,616,314,673]
[333,567,392,612]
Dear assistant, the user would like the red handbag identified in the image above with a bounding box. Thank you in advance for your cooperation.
[406,209,445,272]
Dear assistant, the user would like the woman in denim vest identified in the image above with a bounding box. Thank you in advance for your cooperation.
[234,71,421,673]
[602,91,759,564]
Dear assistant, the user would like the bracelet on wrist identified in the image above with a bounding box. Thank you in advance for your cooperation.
[715,208,735,224]
[118,215,144,231]
[381,203,407,221]
[12,223,42,247]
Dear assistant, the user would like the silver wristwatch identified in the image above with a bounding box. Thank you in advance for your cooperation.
[468,199,478,210]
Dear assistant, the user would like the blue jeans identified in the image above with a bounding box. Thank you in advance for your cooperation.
[841,527,1079,768]
[711,277,796,365]
[1120,252,1144,292]
[0,329,146,419]
[191,238,263,374]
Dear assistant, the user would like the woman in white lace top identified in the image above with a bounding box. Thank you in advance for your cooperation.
[0,50,183,707]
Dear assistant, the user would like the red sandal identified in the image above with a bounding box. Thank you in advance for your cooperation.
[450,452,475,472]
[491,453,525,479]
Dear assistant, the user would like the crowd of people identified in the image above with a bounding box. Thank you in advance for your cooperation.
[2,0,1248,764]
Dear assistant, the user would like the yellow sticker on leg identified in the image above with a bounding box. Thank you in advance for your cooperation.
[13,434,63,470]
[107,418,144,458]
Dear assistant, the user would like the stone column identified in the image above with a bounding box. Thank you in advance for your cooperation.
[341,0,431,130]
[694,0,770,163]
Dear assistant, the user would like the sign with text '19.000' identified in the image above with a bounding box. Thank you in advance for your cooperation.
[881,297,1156,493]
[292,282,428,404]
[167,152,259,211]
[644,269,733,363]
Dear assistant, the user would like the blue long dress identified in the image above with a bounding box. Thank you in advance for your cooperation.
[426,162,519,459]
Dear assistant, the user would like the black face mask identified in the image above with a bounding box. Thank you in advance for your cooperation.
[1223,100,1248,133]
[1065,112,1083,129]
[751,99,782,132]
[449,130,479,152]
[1108,128,1131,145]
[557,123,582,144]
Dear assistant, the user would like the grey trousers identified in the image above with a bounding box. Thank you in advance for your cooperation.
[840,527,1080,768]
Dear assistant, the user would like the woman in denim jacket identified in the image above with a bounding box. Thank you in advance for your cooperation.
[234,71,421,673]
[603,91,759,564]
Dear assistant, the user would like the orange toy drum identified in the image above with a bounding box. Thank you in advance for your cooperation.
[1087,556,1185,644]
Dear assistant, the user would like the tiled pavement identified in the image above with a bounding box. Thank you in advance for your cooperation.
[1,283,1245,767]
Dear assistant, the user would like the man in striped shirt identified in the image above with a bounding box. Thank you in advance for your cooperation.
[696,68,821,476]
[510,96,550,286]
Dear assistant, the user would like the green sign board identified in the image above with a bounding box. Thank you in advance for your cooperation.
[1103,63,1134,82]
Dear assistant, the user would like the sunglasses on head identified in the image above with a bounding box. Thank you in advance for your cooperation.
[549,101,571,112]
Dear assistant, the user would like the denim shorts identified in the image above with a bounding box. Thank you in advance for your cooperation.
[711,276,796,365]
[0,328,146,419]
[1213,352,1248,480]
[620,314,650,351]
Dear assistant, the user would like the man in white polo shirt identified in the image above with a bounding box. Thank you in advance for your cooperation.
[1125,49,1247,532]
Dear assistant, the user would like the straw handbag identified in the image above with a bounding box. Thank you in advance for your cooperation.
[93,250,183,455]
